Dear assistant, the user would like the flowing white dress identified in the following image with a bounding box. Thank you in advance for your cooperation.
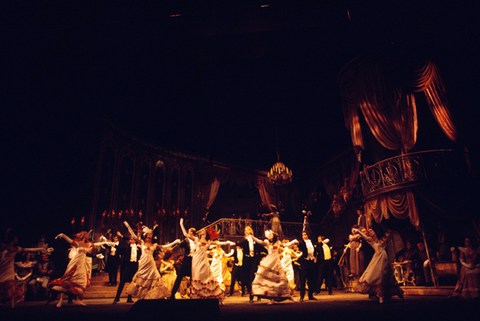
[281,247,296,290]
[354,236,403,299]
[191,239,224,300]
[128,243,169,299]
[160,260,177,294]
[210,250,226,291]
[252,241,293,300]
[0,247,23,302]
[49,246,88,298]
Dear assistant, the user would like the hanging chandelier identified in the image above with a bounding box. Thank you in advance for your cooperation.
[267,161,292,185]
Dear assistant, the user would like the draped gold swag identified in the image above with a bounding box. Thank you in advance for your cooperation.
[338,45,458,227]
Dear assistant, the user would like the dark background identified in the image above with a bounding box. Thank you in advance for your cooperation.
[2,0,479,246]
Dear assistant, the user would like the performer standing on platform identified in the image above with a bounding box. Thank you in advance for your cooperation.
[353,228,404,303]
[113,235,141,304]
[298,230,317,301]
[170,222,197,299]
[238,226,260,303]
[251,230,298,304]
[123,221,180,300]
[179,218,234,301]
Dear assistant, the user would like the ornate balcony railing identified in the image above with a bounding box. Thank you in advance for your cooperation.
[200,218,321,242]
[360,149,470,200]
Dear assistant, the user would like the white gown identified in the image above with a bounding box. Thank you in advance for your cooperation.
[191,239,224,300]
[252,241,292,300]
[49,246,88,298]
[128,242,169,299]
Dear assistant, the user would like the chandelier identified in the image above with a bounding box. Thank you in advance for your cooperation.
[267,161,292,185]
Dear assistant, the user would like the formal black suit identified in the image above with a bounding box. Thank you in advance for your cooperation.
[229,247,244,296]
[238,236,261,300]
[114,239,141,303]
[316,240,334,294]
[298,239,318,300]
[170,238,194,299]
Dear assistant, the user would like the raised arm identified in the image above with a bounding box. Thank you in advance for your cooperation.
[56,233,74,245]
[250,235,266,246]
[124,221,138,240]
[180,218,192,239]
[353,229,368,240]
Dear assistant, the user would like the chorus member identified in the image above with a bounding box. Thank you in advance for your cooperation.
[450,237,480,299]
[316,235,334,295]
[348,226,365,280]
[281,239,302,291]
[14,252,37,302]
[250,230,298,304]
[1,229,50,308]
[180,218,233,301]
[170,223,197,299]
[298,231,317,301]
[35,253,55,300]
[238,226,260,303]
[106,235,120,286]
[48,231,92,307]
[353,228,403,303]
[159,250,177,295]
[124,222,180,300]
[113,235,141,304]
[208,244,234,292]
[262,205,283,240]
[228,243,244,297]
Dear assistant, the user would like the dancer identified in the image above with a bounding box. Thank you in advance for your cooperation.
[48,231,93,307]
[353,228,404,303]
[347,225,365,280]
[113,235,140,304]
[238,226,261,303]
[1,229,51,308]
[180,218,234,301]
[208,243,234,292]
[298,230,317,301]
[251,230,298,304]
[123,221,180,300]
[281,239,302,291]
[228,242,244,297]
[170,222,197,299]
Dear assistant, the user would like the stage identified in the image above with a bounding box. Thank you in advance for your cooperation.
[2,291,478,321]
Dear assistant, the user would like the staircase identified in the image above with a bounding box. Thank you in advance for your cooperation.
[84,271,128,299]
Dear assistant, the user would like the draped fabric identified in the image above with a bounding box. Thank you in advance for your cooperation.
[365,189,419,228]
[338,46,457,155]
[199,164,272,211]
[339,44,459,227]
[255,176,276,210]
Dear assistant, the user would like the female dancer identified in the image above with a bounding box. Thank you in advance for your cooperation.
[124,221,180,300]
[180,218,234,301]
[450,237,480,299]
[348,225,365,280]
[48,231,94,307]
[1,229,51,308]
[208,243,234,292]
[14,252,37,302]
[353,228,403,303]
[280,239,302,291]
[251,230,298,304]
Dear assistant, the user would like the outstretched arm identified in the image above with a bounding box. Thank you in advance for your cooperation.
[56,233,74,245]
[212,240,235,247]
[225,249,234,257]
[180,218,192,239]
[123,221,138,240]
[250,235,266,246]
[283,239,299,248]
[353,229,368,240]
[161,239,181,249]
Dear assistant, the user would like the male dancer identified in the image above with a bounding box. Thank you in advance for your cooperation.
[228,242,244,297]
[316,235,334,295]
[169,224,196,299]
[298,230,317,301]
[238,226,259,303]
[113,235,140,304]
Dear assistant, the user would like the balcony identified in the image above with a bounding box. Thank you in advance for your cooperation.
[360,149,470,200]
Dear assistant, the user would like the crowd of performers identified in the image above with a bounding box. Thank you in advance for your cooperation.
[2,213,480,308]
